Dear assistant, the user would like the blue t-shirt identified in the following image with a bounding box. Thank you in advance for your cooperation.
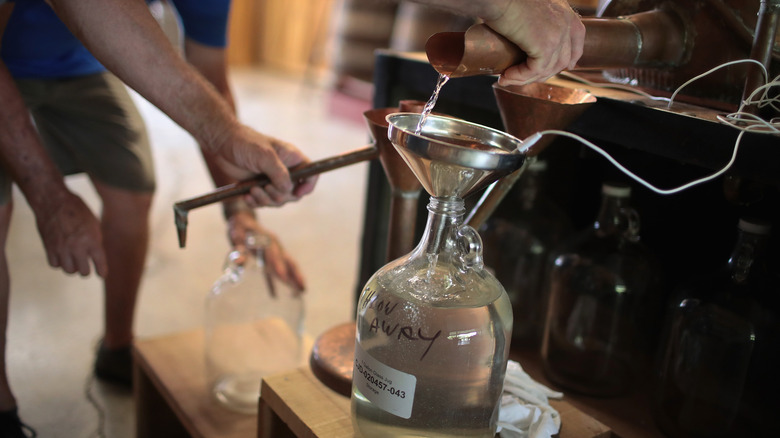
[0,0,230,78]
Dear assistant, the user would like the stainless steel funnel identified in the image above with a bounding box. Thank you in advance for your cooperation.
[386,113,526,199]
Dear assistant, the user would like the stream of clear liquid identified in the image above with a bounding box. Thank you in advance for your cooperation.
[414,73,450,134]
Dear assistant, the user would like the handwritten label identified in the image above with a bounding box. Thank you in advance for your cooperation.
[353,341,416,419]
[360,286,442,361]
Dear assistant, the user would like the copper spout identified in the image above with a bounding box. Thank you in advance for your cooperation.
[425,9,689,78]
[426,24,526,77]
[173,146,378,248]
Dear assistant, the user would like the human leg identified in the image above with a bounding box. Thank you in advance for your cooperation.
[0,201,15,411]
[92,182,152,386]
[15,72,156,385]
[93,182,153,350]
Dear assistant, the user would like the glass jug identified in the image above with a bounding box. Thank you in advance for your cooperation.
[204,233,305,413]
[352,196,513,437]
[540,182,661,397]
[653,218,777,437]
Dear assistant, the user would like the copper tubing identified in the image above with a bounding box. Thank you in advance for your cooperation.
[173,146,379,248]
[426,23,526,77]
[425,9,689,78]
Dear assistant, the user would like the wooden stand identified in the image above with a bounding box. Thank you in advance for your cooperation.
[134,328,612,438]
[132,329,257,438]
[259,366,612,438]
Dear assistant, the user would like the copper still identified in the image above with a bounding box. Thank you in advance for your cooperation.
[426,0,780,109]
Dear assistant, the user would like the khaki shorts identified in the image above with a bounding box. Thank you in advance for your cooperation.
[0,72,156,204]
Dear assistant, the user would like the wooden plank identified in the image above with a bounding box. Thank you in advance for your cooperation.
[261,368,355,438]
[260,366,611,438]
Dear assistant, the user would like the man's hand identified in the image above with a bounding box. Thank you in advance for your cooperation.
[226,208,305,293]
[35,192,107,277]
[487,0,585,85]
[211,124,318,208]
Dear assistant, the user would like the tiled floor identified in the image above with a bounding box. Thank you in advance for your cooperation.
[6,68,371,437]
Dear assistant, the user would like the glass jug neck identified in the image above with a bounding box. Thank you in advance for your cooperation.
[415,196,465,256]
[594,194,633,237]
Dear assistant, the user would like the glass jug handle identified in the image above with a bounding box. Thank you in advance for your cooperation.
[621,207,641,243]
[456,224,484,271]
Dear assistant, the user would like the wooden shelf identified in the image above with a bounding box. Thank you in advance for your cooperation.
[259,365,612,438]
[510,348,665,438]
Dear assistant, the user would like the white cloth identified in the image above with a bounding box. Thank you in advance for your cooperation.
[497,360,563,438]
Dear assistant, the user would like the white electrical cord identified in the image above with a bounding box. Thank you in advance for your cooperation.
[520,129,746,195]
[532,60,780,195]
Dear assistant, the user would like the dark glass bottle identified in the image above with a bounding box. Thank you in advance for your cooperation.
[480,159,572,346]
[653,218,778,437]
[540,182,662,397]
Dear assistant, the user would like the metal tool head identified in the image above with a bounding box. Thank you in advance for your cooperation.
[386,113,526,199]
[492,82,597,156]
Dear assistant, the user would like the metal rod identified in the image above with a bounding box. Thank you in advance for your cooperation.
[174,145,379,248]
[741,0,780,114]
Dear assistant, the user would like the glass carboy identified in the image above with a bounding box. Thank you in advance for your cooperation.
[205,233,304,413]
[540,182,661,397]
[351,112,523,437]
[653,218,777,437]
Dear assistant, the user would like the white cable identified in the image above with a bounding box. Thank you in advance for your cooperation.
[538,59,779,196]
[526,129,746,195]
[667,59,769,109]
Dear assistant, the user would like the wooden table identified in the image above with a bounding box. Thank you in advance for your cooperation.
[258,366,612,438]
[132,329,257,438]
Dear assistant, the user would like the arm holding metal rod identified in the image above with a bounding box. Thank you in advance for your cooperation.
[174,146,379,248]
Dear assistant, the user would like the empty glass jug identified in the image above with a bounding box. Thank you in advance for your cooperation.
[204,233,305,413]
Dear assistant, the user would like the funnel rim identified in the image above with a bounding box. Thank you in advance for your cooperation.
[385,112,524,171]
[492,81,598,106]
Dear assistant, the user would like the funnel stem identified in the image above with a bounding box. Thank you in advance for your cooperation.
[465,164,528,230]
[415,197,464,259]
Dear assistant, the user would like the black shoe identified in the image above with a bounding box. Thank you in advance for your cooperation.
[94,341,133,388]
[0,409,37,438]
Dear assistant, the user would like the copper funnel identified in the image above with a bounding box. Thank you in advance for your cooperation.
[386,113,526,199]
[364,106,423,261]
[492,82,597,156]
[465,82,596,229]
